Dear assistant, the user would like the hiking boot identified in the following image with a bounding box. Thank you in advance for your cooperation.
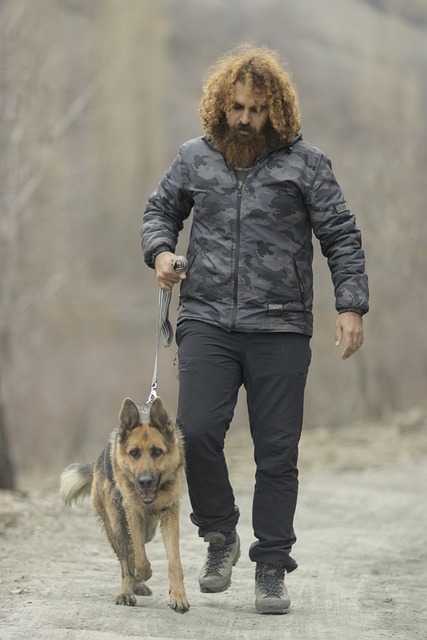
[255,562,290,614]
[199,531,241,593]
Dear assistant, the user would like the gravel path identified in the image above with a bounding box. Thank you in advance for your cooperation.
[1,417,426,640]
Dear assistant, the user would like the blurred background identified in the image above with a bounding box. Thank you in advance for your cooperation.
[1,0,426,487]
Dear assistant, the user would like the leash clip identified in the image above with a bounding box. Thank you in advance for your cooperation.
[142,383,158,413]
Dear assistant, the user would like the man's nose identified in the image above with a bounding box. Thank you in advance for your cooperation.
[240,109,251,125]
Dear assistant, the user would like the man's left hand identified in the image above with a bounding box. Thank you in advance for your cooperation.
[335,312,364,360]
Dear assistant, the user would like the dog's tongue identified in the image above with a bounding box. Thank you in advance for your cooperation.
[140,488,156,504]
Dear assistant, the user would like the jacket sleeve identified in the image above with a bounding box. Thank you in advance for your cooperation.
[141,149,194,268]
[305,153,369,315]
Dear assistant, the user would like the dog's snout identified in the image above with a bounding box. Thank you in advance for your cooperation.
[137,474,156,489]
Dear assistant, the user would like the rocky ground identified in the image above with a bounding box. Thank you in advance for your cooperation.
[1,411,427,640]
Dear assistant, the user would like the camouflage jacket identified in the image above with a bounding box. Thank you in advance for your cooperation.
[141,135,369,336]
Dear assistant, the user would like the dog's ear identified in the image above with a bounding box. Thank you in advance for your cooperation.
[149,397,172,433]
[119,397,141,435]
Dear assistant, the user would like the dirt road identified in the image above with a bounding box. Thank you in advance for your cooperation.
[1,414,426,640]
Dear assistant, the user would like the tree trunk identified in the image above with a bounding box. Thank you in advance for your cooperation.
[0,400,14,489]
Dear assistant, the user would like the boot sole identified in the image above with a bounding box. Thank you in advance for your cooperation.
[256,600,290,615]
[255,595,290,615]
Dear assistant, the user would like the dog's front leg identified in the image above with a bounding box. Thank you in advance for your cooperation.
[126,509,152,586]
[160,503,189,613]
[92,484,140,606]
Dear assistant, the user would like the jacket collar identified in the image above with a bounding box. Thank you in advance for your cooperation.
[202,132,303,158]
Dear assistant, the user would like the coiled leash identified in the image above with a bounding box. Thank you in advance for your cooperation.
[142,256,188,413]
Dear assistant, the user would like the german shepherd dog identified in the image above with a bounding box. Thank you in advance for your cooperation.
[59,396,189,612]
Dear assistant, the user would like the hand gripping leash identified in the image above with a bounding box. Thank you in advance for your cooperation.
[143,256,188,413]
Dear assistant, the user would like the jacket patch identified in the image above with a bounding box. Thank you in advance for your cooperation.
[267,304,285,316]
[335,201,349,213]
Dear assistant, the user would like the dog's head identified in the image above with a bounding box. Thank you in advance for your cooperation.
[117,397,178,505]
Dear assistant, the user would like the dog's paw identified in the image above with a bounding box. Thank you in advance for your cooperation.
[169,594,190,613]
[115,593,137,606]
[134,582,152,596]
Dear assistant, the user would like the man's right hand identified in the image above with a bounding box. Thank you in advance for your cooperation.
[154,251,186,291]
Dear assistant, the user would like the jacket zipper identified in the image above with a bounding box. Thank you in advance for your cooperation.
[231,184,243,330]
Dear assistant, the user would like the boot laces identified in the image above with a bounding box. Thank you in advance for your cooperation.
[257,563,285,598]
[204,542,233,574]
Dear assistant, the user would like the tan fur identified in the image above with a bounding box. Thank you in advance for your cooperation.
[59,397,189,612]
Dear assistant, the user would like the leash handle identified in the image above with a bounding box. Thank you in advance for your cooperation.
[161,255,188,347]
[172,256,188,273]
[143,256,188,411]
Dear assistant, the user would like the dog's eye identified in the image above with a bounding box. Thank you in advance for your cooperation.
[129,448,141,459]
[151,447,163,459]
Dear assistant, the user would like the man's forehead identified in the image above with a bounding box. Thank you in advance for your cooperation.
[233,81,267,106]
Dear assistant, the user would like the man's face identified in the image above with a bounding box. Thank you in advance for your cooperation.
[215,80,277,167]
[226,81,269,136]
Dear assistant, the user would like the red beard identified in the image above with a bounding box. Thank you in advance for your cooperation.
[214,123,281,167]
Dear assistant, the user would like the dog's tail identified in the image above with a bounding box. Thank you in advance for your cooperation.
[59,462,94,506]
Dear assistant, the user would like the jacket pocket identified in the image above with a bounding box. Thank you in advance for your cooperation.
[292,258,306,307]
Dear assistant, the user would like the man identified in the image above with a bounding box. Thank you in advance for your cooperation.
[141,45,369,614]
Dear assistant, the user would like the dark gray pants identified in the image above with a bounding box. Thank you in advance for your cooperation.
[176,320,311,570]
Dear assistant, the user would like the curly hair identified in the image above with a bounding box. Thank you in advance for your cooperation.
[199,44,301,144]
